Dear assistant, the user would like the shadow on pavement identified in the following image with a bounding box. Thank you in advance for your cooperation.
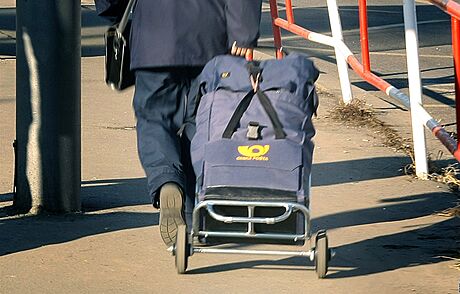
[0,210,158,256]
[0,192,13,203]
[81,177,149,212]
[312,156,411,187]
[326,217,460,278]
[311,192,457,231]
[0,177,154,256]
[188,217,459,278]
[187,257,311,275]
[1,174,458,278]
[187,191,459,277]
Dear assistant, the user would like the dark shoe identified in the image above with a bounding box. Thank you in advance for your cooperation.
[159,183,185,247]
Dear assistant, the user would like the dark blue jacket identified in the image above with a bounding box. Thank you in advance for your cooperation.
[95,0,262,69]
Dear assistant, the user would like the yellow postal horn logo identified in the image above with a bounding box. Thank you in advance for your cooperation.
[237,145,270,161]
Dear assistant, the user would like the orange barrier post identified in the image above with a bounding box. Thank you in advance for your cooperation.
[269,0,284,59]
[452,17,460,147]
[285,0,295,24]
[358,0,371,72]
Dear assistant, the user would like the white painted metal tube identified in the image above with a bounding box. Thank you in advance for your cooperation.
[193,247,313,257]
[403,0,429,178]
[326,0,354,104]
[308,32,354,58]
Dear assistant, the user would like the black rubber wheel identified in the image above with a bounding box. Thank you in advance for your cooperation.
[175,224,188,274]
[315,232,329,279]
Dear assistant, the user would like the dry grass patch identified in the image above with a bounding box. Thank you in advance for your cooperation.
[329,99,413,156]
[328,97,460,196]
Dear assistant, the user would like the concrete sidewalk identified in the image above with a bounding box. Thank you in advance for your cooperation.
[1,3,460,294]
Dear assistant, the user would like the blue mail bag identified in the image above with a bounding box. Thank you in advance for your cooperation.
[191,53,319,205]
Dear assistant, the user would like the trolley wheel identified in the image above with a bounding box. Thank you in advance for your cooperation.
[314,230,329,279]
[175,224,189,274]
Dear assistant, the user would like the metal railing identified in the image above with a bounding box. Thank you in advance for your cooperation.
[268,0,460,178]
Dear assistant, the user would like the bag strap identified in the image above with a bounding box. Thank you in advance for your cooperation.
[222,89,286,139]
[222,90,256,139]
[255,90,286,139]
[222,62,286,139]
[117,0,137,34]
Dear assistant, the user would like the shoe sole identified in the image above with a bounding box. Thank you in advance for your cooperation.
[159,184,185,247]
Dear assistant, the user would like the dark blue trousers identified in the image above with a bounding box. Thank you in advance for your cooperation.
[133,67,203,213]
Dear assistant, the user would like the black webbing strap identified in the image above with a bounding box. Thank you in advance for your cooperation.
[222,90,256,139]
[256,90,286,139]
[222,89,286,139]
[222,61,286,139]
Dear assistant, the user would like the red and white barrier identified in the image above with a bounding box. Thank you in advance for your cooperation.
[268,0,460,178]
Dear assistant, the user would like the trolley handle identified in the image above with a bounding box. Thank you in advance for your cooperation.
[206,203,293,224]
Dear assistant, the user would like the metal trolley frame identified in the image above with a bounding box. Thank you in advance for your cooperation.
[172,199,332,278]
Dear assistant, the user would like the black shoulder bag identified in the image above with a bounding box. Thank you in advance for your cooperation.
[104,0,137,91]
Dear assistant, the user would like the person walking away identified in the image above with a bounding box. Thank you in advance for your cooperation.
[94,0,262,248]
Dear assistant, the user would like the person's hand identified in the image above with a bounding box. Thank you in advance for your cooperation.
[231,41,253,60]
